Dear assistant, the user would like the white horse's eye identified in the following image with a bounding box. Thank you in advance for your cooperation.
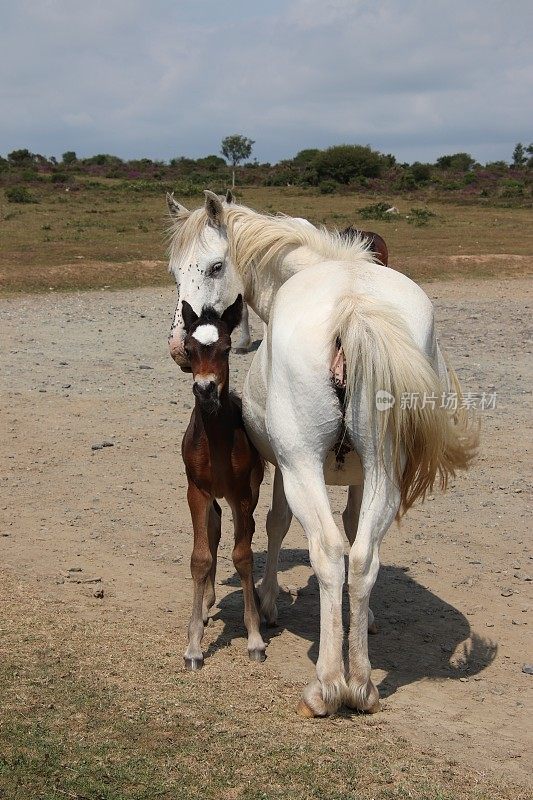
[209,261,223,276]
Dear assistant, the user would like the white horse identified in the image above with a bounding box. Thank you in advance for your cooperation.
[167,191,314,356]
[167,191,478,717]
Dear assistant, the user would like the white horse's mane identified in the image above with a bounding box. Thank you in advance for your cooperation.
[168,203,376,277]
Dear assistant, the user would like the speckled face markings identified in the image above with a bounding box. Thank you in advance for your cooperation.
[192,324,219,345]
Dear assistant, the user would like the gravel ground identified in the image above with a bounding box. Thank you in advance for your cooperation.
[1,277,531,786]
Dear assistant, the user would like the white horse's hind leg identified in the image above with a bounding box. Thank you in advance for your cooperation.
[233,302,252,353]
[281,463,346,717]
[345,454,400,712]
[342,486,377,635]
[257,468,293,625]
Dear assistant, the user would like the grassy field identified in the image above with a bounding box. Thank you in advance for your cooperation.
[0,575,526,800]
[1,183,531,294]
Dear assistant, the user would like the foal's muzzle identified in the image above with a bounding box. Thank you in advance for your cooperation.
[193,380,220,412]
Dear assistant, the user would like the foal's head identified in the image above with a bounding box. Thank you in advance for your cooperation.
[182,294,243,412]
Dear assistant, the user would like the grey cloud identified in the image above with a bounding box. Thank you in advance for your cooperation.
[0,0,531,163]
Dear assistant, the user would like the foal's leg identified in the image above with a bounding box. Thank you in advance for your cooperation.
[184,482,212,670]
[342,485,377,634]
[257,467,293,625]
[202,500,221,623]
[231,494,266,661]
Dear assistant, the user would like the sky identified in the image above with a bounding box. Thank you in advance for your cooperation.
[1,0,532,165]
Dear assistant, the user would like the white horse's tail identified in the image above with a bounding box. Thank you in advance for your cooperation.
[334,294,479,515]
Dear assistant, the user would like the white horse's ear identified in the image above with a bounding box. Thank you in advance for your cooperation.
[204,190,224,226]
[225,189,234,204]
[166,192,189,218]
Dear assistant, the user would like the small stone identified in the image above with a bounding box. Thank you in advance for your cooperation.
[102,441,114,448]
[139,364,153,370]
[68,567,82,573]
[500,588,513,597]
[521,664,533,675]
[93,587,104,599]
[62,384,71,389]
[486,622,495,627]
[91,444,103,451]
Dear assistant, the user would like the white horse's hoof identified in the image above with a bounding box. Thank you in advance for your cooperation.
[248,648,267,663]
[184,656,204,671]
[296,700,316,718]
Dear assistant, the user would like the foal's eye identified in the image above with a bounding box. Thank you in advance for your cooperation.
[210,261,223,276]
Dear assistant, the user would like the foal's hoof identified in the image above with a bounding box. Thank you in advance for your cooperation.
[368,621,378,635]
[184,656,204,671]
[248,648,266,663]
[296,700,316,718]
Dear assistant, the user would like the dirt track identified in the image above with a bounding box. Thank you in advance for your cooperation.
[1,277,532,787]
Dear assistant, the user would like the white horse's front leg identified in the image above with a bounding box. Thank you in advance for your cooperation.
[232,302,252,353]
[345,463,400,713]
[281,463,346,717]
[257,467,293,625]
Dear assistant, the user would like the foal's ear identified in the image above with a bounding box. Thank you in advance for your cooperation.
[225,189,234,204]
[221,294,243,335]
[166,192,189,219]
[181,300,199,333]
[204,190,224,227]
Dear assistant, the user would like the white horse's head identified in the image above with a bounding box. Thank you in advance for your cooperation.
[167,190,244,370]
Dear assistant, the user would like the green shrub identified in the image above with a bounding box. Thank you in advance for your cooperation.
[406,207,436,226]
[314,144,384,184]
[318,180,338,194]
[410,162,432,183]
[5,186,36,203]
[499,179,524,198]
[51,172,69,184]
[393,172,418,191]
[358,202,391,221]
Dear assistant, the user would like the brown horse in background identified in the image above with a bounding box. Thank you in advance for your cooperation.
[341,226,389,266]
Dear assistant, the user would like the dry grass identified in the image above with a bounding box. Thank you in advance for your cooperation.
[1,185,531,294]
[0,574,527,800]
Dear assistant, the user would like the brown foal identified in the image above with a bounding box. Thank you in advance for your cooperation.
[180,294,266,669]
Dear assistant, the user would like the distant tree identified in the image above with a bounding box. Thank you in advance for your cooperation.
[527,143,533,169]
[7,148,34,166]
[62,151,77,165]
[512,143,526,168]
[435,152,476,171]
[313,144,383,184]
[410,162,432,183]
[291,148,321,166]
[220,134,255,187]
[196,154,226,171]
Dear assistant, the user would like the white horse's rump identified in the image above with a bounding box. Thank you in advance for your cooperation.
[167,192,478,716]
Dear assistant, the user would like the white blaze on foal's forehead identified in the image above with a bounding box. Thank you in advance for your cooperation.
[192,324,219,345]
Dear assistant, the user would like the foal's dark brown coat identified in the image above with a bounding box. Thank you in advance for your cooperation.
[181,295,266,669]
